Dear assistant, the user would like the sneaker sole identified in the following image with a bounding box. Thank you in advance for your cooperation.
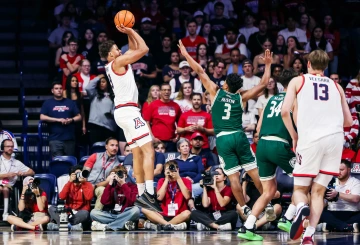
[278,222,291,233]
[134,200,159,212]
[265,207,277,222]
[290,206,310,240]
[136,197,162,213]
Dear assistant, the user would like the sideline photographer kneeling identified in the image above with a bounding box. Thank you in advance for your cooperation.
[48,165,94,231]
[7,176,49,231]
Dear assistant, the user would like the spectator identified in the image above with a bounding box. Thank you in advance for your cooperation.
[48,12,78,48]
[55,31,74,68]
[196,43,213,68]
[40,82,82,157]
[154,35,172,75]
[278,16,307,46]
[142,160,191,231]
[63,1,80,29]
[90,165,140,231]
[169,61,202,99]
[189,133,216,171]
[53,0,71,22]
[83,137,121,206]
[224,48,243,75]
[298,13,311,42]
[272,35,287,65]
[215,27,247,64]
[330,73,341,84]
[91,32,109,75]
[139,17,159,53]
[75,59,97,96]
[242,102,257,144]
[143,83,182,152]
[59,38,84,88]
[241,59,261,115]
[344,113,359,149]
[142,85,159,114]
[248,18,275,57]
[168,6,185,40]
[162,51,181,83]
[85,75,117,146]
[7,177,49,231]
[145,0,166,29]
[283,36,305,69]
[290,57,307,75]
[208,59,226,88]
[48,165,94,231]
[253,39,280,75]
[345,71,360,114]
[174,82,193,113]
[131,53,157,87]
[210,2,229,45]
[319,160,360,232]
[250,131,259,153]
[239,13,259,44]
[203,0,234,20]
[0,121,18,152]
[206,61,215,77]
[200,22,218,55]
[255,77,278,115]
[154,141,166,153]
[190,167,236,230]
[177,93,214,150]
[272,64,284,81]
[123,144,132,157]
[185,11,204,36]
[0,139,35,221]
[323,14,340,74]
[180,20,206,59]
[78,28,99,64]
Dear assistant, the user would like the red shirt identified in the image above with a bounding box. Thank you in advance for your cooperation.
[180,35,207,59]
[59,54,84,88]
[157,177,192,217]
[207,185,234,211]
[178,110,213,148]
[59,181,94,211]
[143,99,181,141]
[32,191,48,213]
[74,72,97,92]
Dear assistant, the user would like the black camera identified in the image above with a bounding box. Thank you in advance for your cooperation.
[325,178,338,202]
[112,170,125,186]
[169,164,177,173]
[202,170,220,186]
[55,205,73,232]
[28,178,40,190]
[74,170,90,183]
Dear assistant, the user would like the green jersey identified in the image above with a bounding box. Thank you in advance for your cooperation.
[259,92,291,142]
[211,89,243,135]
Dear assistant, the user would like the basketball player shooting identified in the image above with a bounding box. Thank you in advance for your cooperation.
[281,50,352,244]
[98,24,162,212]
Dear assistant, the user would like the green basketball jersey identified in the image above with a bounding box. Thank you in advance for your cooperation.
[211,89,243,135]
[259,92,291,142]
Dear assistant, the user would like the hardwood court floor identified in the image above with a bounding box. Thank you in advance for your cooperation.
[0,231,357,245]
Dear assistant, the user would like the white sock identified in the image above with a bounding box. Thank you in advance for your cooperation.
[304,226,315,237]
[244,214,257,230]
[296,202,305,213]
[137,183,145,196]
[145,180,154,195]
[3,198,9,214]
[284,204,297,220]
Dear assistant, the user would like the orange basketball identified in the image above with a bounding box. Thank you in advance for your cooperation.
[114,10,135,28]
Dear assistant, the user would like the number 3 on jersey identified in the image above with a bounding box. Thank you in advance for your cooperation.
[222,103,231,120]
[267,101,283,118]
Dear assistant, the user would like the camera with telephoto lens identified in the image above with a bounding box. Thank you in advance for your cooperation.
[55,205,73,232]
[112,170,125,186]
[202,170,220,186]
[325,178,338,202]
[74,170,90,183]
[28,178,40,190]
[168,164,177,173]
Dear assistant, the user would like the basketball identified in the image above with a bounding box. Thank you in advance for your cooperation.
[114,10,135,28]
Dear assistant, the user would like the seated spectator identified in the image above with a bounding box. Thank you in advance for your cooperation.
[209,2,229,43]
[48,165,94,231]
[142,160,191,231]
[208,60,226,88]
[174,82,193,113]
[154,152,166,182]
[330,73,341,84]
[90,166,140,231]
[48,12,78,49]
[154,141,166,153]
[278,16,307,47]
[248,18,275,57]
[203,0,234,20]
[123,144,132,157]
[345,71,360,114]
[290,57,307,75]
[255,77,278,116]
[242,103,257,144]
[131,53,157,87]
[196,43,213,68]
[239,13,259,44]
[283,36,306,69]
[344,114,359,149]
[190,167,237,230]
[0,139,35,221]
[83,137,122,210]
[253,39,280,75]
[78,28,99,64]
[224,48,243,76]
[180,20,206,59]
[169,61,203,100]
[85,74,117,146]
[91,32,109,75]
[154,35,172,75]
[162,51,181,83]
[40,82,82,157]
[139,17,160,53]
[200,22,218,55]
[272,35,287,65]
[0,121,18,152]
[241,60,261,115]
[215,28,247,64]
[55,31,74,69]
[142,85,159,114]
[250,131,259,153]
[75,59,97,96]
[8,177,49,231]
[189,133,216,171]
[319,160,360,232]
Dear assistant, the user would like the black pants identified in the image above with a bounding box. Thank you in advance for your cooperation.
[320,209,360,231]
[163,141,177,152]
[48,206,90,226]
[88,123,117,146]
[190,210,238,229]
[49,140,75,157]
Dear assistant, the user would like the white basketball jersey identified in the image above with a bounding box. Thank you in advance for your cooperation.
[105,61,138,106]
[297,74,343,144]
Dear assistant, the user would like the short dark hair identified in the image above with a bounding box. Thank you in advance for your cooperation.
[226,27,239,35]
[67,37,78,45]
[99,40,115,59]
[105,137,118,145]
[214,2,224,8]
[51,81,62,89]
[187,19,197,27]
[60,11,71,19]
[214,59,225,67]
[190,92,203,100]
[160,83,171,90]
[278,68,298,88]
[124,143,130,151]
[69,165,83,175]
[164,160,178,169]
[162,34,172,41]
[258,17,268,25]
[226,73,243,93]
[341,160,351,169]
[230,47,240,54]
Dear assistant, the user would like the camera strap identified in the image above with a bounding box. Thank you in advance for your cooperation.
[168,181,177,203]
[102,155,116,171]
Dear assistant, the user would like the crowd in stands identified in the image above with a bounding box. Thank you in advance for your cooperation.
[1,0,360,233]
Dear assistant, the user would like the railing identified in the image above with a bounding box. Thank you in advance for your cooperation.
[37,121,51,173]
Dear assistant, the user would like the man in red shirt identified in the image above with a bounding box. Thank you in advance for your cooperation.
[180,20,206,59]
[141,160,191,230]
[59,38,84,88]
[177,93,214,150]
[143,83,182,152]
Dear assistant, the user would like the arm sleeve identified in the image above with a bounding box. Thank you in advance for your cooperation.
[345,117,359,142]
[298,30,307,43]
[205,113,213,129]
[100,184,114,206]
[215,45,223,54]
[142,102,152,121]
[239,43,248,58]
[157,153,165,164]
[156,178,165,192]
[121,184,138,204]
[178,114,186,127]
[40,100,49,115]
[169,78,177,100]
[85,76,101,101]
[59,182,71,200]
[84,154,97,169]
[16,161,30,173]
[81,182,95,200]
[193,157,205,183]
[194,79,203,93]
[326,42,333,52]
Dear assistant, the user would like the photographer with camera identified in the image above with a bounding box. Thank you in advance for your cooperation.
[318,160,360,232]
[141,160,191,231]
[90,165,139,231]
[190,167,237,231]
[48,165,94,231]
[7,176,49,231]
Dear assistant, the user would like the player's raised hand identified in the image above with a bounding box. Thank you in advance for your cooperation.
[261,49,273,66]
[177,40,188,56]
[116,24,132,34]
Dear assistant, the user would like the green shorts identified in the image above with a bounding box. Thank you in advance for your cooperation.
[216,131,257,175]
[256,137,295,181]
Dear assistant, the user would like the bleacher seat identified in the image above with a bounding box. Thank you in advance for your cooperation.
[118,155,125,163]
[211,153,220,166]
[34,174,57,205]
[351,162,360,180]
[123,154,133,166]
[90,142,106,154]
[79,156,89,166]
[276,167,294,203]
[164,152,180,162]
[49,156,77,178]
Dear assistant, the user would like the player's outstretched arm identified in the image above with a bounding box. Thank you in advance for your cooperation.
[242,49,272,102]
[337,84,353,127]
[178,40,218,98]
